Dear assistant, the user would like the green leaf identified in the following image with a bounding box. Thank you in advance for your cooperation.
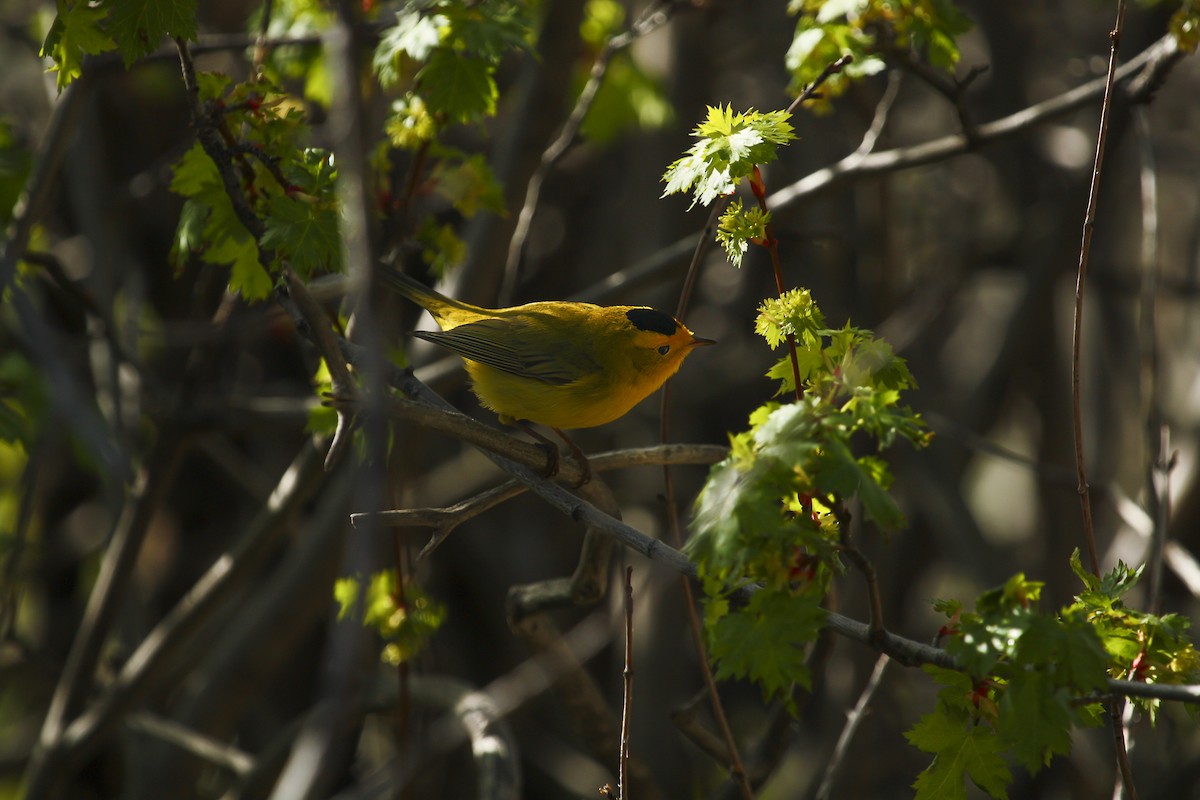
[416,219,468,276]
[689,455,795,579]
[707,588,825,704]
[814,438,906,528]
[103,0,198,66]
[385,94,438,149]
[755,288,825,349]
[1015,612,1109,691]
[261,193,341,278]
[662,106,795,208]
[41,0,118,91]
[374,9,447,87]
[997,671,1073,774]
[715,199,770,268]
[907,708,1011,800]
[419,49,498,124]
[211,231,271,301]
[333,576,362,620]
[0,119,32,227]
[430,153,504,218]
[443,0,532,61]
[169,141,271,300]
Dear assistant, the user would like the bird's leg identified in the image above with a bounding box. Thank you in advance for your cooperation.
[515,420,561,479]
[551,427,591,487]
[513,422,590,487]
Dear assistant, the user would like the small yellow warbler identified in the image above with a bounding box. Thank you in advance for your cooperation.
[381,268,713,475]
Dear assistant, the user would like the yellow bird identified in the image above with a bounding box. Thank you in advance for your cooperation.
[380,268,714,476]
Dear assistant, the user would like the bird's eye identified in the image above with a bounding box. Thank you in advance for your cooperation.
[657,345,670,355]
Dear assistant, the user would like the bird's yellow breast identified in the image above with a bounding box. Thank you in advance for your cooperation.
[464,355,664,429]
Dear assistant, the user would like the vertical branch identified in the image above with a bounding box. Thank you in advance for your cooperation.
[24,438,183,799]
[1074,5,1139,798]
[500,0,676,304]
[268,3,383,798]
[1070,0,1126,577]
[748,166,803,402]
[749,54,854,403]
[814,654,890,800]
[660,201,755,800]
[1134,108,1169,612]
[618,566,634,800]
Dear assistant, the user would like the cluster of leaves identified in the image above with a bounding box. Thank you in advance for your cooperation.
[169,0,534,300]
[370,0,530,274]
[687,288,929,705]
[785,0,971,103]
[662,105,795,210]
[1068,552,1200,716]
[661,97,928,707]
[40,0,198,90]
[335,570,447,666]
[909,558,1200,799]
[661,106,796,265]
[170,74,341,300]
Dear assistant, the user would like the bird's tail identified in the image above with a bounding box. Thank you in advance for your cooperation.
[376,266,485,324]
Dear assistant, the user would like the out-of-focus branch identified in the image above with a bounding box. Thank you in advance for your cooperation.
[573,34,1183,308]
[268,2,385,798]
[1134,106,1170,611]
[24,435,183,800]
[0,73,88,289]
[500,0,678,304]
[815,654,891,800]
[126,713,255,777]
[24,440,329,799]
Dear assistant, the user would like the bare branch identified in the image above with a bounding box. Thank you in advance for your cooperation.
[1070,1,1128,578]
[500,0,678,304]
[815,655,891,800]
[617,566,634,800]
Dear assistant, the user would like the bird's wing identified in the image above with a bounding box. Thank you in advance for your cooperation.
[413,318,600,386]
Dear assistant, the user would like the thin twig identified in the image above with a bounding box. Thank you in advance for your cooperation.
[500,0,676,304]
[1111,694,1139,800]
[748,166,803,401]
[618,566,634,800]
[852,70,903,159]
[815,654,890,800]
[768,33,1179,209]
[1071,1,1128,578]
[786,54,855,114]
[660,199,754,800]
[836,507,885,638]
[1074,6,1139,796]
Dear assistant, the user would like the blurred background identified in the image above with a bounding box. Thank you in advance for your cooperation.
[2,0,1200,798]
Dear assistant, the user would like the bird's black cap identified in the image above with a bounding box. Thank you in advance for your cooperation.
[626,308,678,336]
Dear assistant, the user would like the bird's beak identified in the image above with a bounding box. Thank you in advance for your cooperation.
[690,336,717,347]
